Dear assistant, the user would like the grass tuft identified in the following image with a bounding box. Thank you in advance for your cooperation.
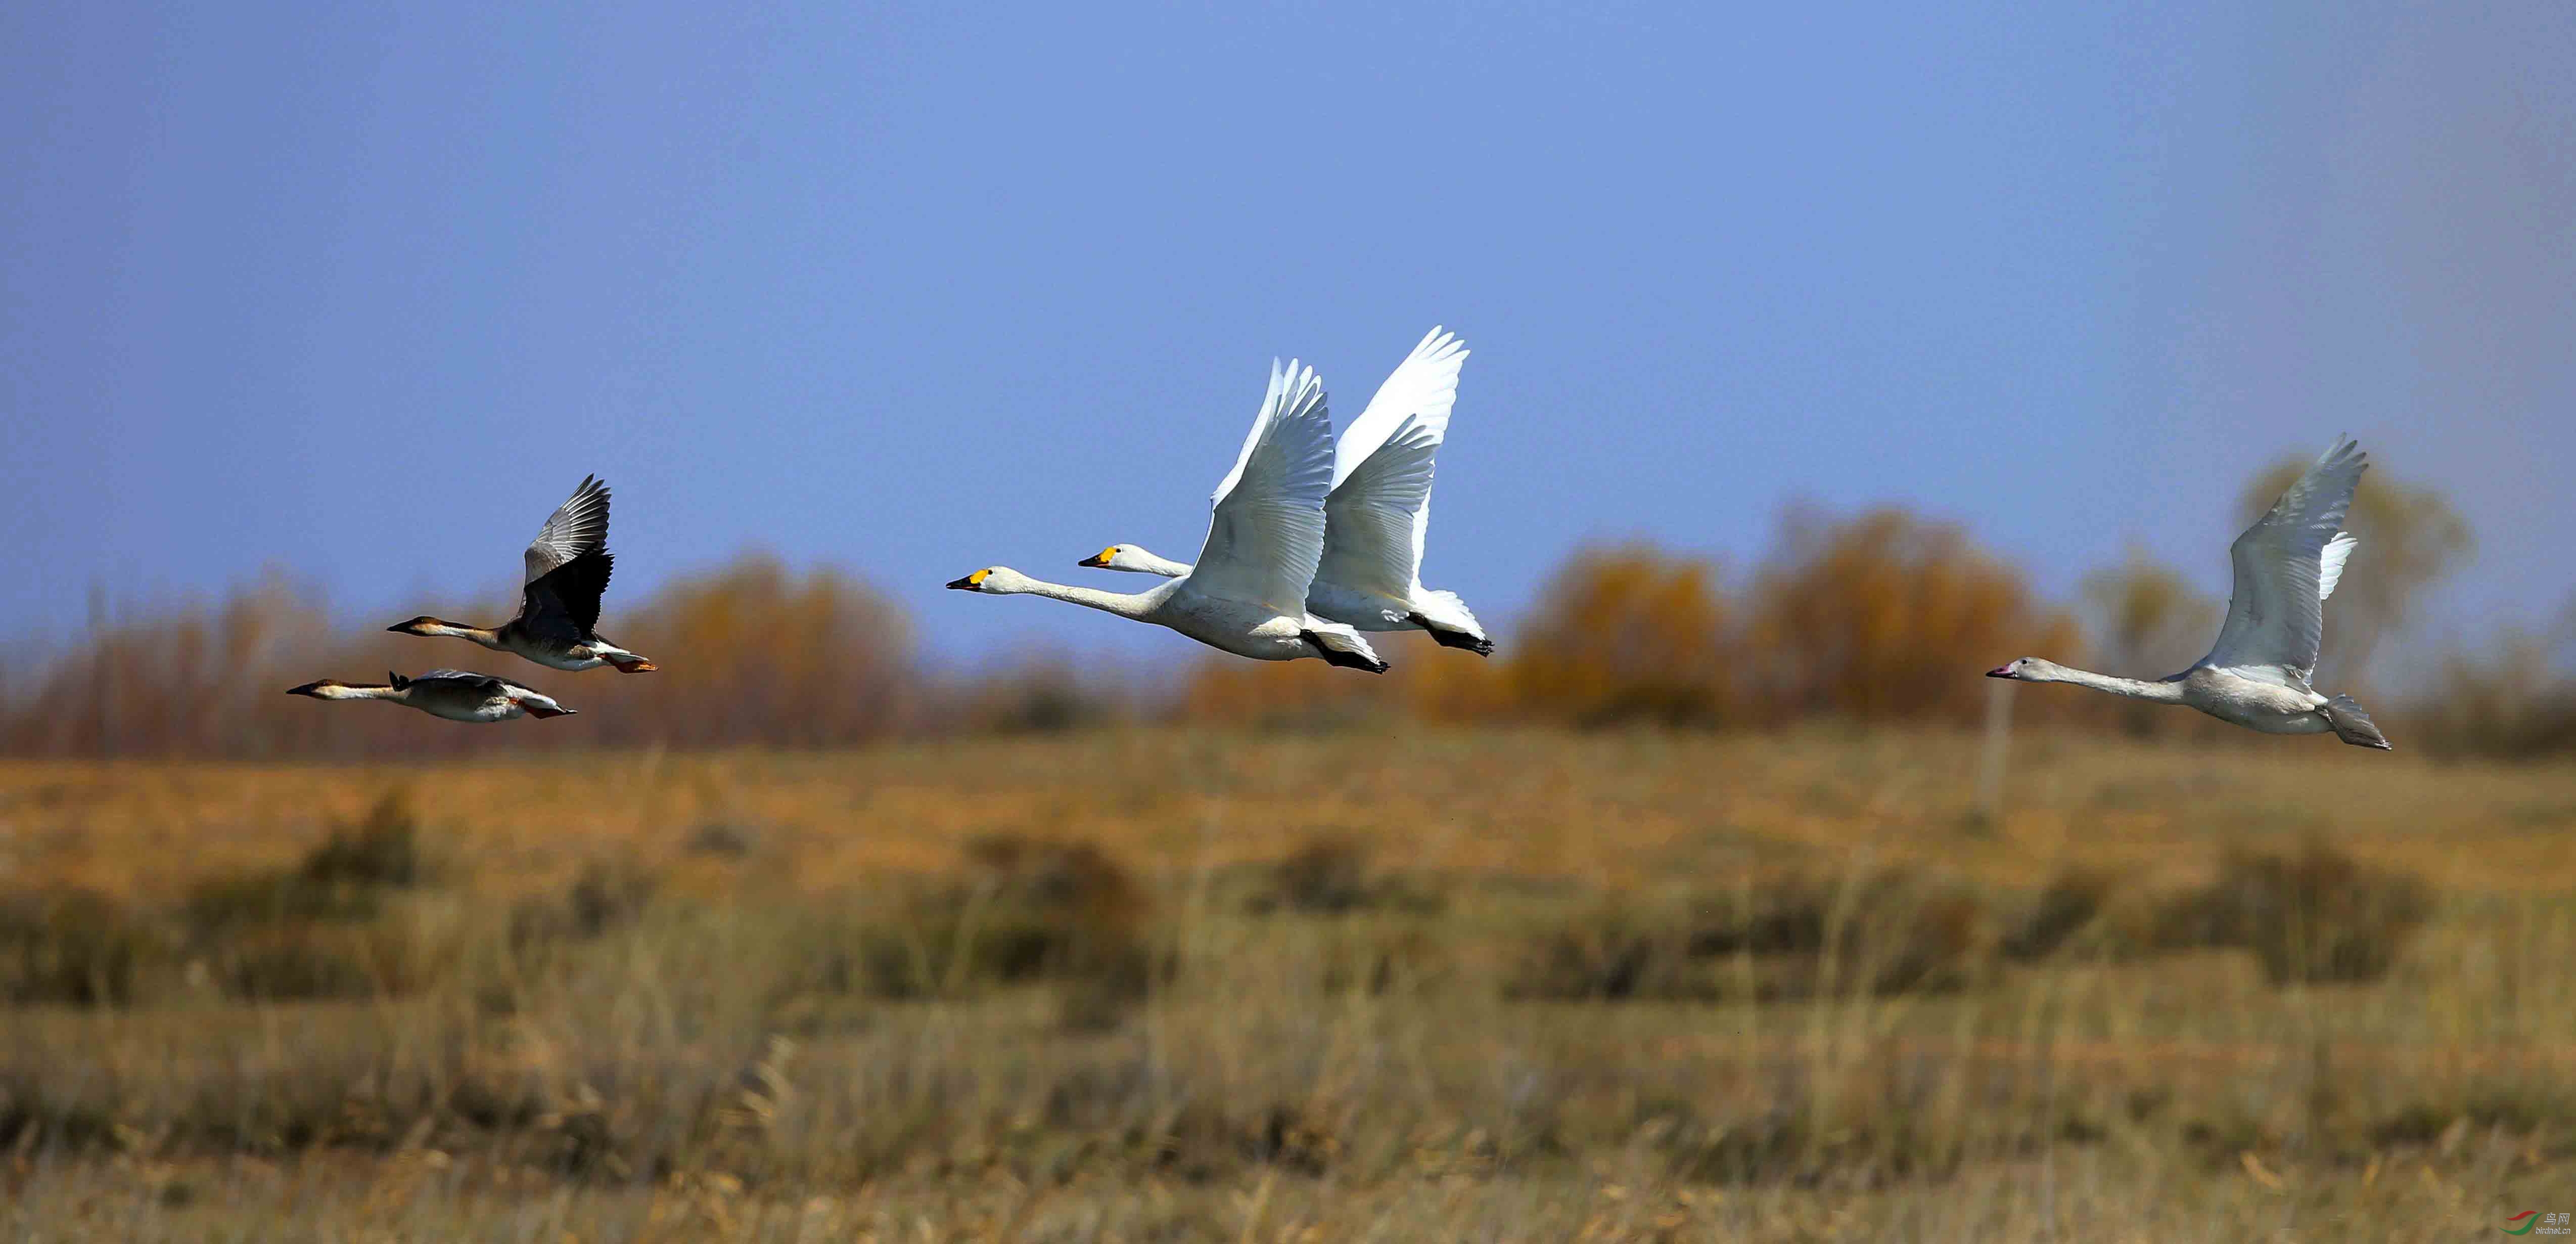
[297,790,434,887]
[2148,838,2435,984]
[0,886,152,1005]
[1509,865,1995,1001]
[1999,866,2112,962]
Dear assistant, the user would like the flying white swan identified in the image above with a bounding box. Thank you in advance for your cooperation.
[1076,327,1491,655]
[946,360,1389,672]
[1987,436,2390,749]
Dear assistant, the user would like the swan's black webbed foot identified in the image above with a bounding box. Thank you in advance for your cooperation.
[1304,631,1390,673]
[1410,613,1495,656]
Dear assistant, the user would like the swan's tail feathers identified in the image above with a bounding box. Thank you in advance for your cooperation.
[2322,695,2391,750]
[1410,590,1491,655]
[1304,627,1390,674]
[1409,609,1495,656]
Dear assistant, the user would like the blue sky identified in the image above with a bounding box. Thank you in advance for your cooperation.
[4,1,2568,671]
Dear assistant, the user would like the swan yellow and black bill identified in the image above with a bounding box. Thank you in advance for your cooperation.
[1078,546,1117,568]
[945,569,991,590]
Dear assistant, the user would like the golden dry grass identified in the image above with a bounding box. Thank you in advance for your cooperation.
[17,726,2576,899]
[3,726,2573,1241]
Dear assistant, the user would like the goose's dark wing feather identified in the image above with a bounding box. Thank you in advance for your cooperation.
[524,476,611,584]
[416,669,505,689]
[523,550,614,637]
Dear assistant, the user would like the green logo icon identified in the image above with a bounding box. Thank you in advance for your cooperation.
[2506,1212,2541,1235]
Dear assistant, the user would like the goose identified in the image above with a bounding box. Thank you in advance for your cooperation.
[1076,327,1492,655]
[946,360,1388,672]
[385,475,656,673]
[286,669,577,722]
[1987,436,2390,749]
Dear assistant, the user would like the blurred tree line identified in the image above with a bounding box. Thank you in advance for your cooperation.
[1178,453,2551,757]
[6,454,2567,759]
[0,557,916,759]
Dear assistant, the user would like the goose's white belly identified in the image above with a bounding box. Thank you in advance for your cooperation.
[412,697,523,723]
[2181,667,2332,735]
[497,631,617,671]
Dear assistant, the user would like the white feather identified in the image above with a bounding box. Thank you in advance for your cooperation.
[2201,437,2369,685]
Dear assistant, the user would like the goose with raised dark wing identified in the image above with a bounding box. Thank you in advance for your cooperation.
[386,475,656,673]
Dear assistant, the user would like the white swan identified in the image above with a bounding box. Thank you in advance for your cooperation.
[1077,328,1490,655]
[946,360,1388,672]
[1988,436,2390,749]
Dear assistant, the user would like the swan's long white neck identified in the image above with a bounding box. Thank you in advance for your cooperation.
[1093,546,1194,577]
[2025,662,2185,703]
[1126,549,1194,577]
[993,576,1161,620]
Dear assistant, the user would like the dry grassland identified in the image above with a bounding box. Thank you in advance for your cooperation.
[2,727,2571,1241]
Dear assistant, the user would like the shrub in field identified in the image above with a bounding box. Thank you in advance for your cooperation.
[208,924,389,1001]
[775,835,1156,1026]
[512,856,661,951]
[1507,905,1714,1001]
[1269,834,1374,912]
[1999,867,2114,962]
[182,791,456,1001]
[185,791,434,935]
[949,835,1152,998]
[1508,866,1994,1001]
[182,868,383,930]
[297,791,434,887]
[2205,840,2435,985]
[683,821,758,858]
[1243,835,1446,916]
[0,886,153,1006]
[1690,867,1992,996]
[2121,839,2436,984]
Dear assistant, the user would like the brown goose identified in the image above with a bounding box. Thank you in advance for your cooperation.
[386,475,656,673]
[286,669,576,722]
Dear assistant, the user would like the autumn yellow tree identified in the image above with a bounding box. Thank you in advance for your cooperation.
[1504,543,1732,727]
[586,555,915,747]
[1743,506,2078,726]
